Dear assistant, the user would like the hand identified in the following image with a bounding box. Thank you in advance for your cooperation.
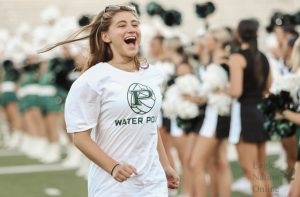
[164,166,180,189]
[183,94,207,105]
[274,110,286,120]
[111,163,138,182]
[213,87,223,94]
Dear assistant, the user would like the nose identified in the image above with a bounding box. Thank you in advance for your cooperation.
[127,28,136,35]
[127,25,138,34]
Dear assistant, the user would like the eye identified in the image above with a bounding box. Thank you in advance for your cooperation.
[132,21,140,27]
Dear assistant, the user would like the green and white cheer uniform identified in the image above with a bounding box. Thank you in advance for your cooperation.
[0,66,19,106]
[18,70,40,112]
[38,69,62,115]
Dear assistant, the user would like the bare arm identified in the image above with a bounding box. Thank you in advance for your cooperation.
[263,69,273,96]
[157,128,179,189]
[279,110,300,125]
[225,54,246,98]
[157,129,172,169]
[73,130,117,174]
[73,130,136,182]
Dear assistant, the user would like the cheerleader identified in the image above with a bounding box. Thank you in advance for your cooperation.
[267,24,299,192]
[0,60,23,149]
[18,56,46,158]
[162,35,205,196]
[275,37,300,197]
[148,34,176,170]
[188,27,233,197]
[226,19,273,197]
[37,57,63,163]
[277,34,299,194]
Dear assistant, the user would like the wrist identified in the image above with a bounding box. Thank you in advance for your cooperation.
[281,110,287,118]
[162,164,173,171]
[110,163,120,176]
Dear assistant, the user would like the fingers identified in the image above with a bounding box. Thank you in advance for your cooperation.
[168,178,180,189]
[112,163,138,182]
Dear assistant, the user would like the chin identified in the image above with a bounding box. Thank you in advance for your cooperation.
[126,51,139,58]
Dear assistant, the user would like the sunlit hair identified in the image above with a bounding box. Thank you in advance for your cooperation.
[291,37,300,73]
[210,27,232,53]
[39,4,144,72]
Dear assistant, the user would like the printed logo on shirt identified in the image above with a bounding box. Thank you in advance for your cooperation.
[127,83,156,115]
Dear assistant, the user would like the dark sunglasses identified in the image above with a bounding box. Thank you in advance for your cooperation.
[104,5,136,13]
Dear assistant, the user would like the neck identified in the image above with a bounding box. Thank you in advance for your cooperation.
[109,57,137,72]
[241,43,249,49]
[212,48,227,63]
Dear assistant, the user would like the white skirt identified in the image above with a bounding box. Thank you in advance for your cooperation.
[228,99,241,144]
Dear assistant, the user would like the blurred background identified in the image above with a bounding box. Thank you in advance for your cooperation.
[0,0,300,197]
[1,0,300,35]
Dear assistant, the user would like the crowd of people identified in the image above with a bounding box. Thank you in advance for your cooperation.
[0,3,300,197]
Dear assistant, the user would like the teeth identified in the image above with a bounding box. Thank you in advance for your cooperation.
[124,36,136,44]
[125,36,136,40]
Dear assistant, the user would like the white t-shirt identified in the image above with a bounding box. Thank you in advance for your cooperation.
[64,62,167,197]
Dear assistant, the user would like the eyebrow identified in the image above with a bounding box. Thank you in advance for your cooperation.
[115,19,140,25]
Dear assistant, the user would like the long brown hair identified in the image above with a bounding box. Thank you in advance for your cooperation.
[39,4,141,72]
[238,19,264,88]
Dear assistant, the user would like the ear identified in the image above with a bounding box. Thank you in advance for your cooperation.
[101,32,111,43]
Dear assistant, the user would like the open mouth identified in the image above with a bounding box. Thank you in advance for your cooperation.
[124,36,137,45]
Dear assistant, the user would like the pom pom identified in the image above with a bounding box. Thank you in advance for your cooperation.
[175,74,201,95]
[200,63,228,95]
[208,93,232,116]
[175,98,199,119]
[162,74,201,119]
[162,85,180,118]
[270,73,300,102]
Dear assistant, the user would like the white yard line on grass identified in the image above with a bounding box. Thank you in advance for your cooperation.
[0,149,24,157]
[0,164,73,175]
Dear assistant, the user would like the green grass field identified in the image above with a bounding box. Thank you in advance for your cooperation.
[0,148,286,197]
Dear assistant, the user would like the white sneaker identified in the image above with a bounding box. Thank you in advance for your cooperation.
[27,137,48,159]
[61,145,82,168]
[275,183,290,197]
[40,143,61,163]
[19,134,34,155]
[231,177,252,195]
[6,131,23,150]
[274,153,287,171]
[58,131,69,147]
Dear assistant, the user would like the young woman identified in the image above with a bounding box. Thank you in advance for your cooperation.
[276,34,299,194]
[275,37,300,197]
[227,19,273,197]
[37,59,63,163]
[40,4,179,196]
[18,56,46,159]
[148,34,175,170]
[0,59,23,149]
[189,27,233,197]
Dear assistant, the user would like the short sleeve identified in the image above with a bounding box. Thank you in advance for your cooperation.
[64,79,101,133]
